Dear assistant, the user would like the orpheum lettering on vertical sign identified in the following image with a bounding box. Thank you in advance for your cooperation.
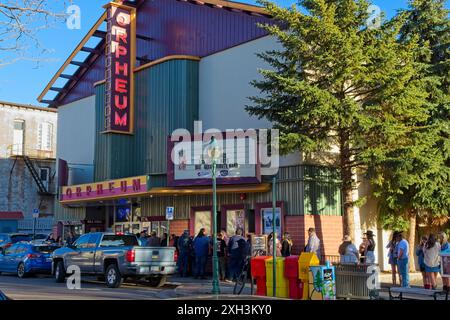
[104,2,136,134]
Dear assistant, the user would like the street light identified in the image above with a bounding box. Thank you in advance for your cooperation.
[206,136,221,295]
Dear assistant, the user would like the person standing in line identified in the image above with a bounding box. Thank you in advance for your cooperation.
[305,228,321,258]
[423,234,441,290]
[339,235,359,264]
[193,228,210,279]
[281,232,293,257]
[387,231,399,285]
[220,229,230,280]
[217,233,227,281]
[147,231,161,247]
[177,230,192,277]
[268,232,282,257]
[228,228,247,281]
[363,230,376,264]
[396,232,410,288]
[438,232,449,292]
[160,233,168,247]
[416,236,428,288]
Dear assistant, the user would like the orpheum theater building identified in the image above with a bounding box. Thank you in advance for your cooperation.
[37,0,385,265]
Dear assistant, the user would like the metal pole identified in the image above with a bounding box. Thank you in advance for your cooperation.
[212,159,220,294]
[32,217,36,241]
[272,176,276,297]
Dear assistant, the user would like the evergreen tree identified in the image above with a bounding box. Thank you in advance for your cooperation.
[247,0,430,240]
[366,0,449,270]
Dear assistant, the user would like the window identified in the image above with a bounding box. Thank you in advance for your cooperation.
[39,167,50,190]
[74,234,90,249]
[12,119,25,155]
[38,122,53,151]
[100,235,138,247]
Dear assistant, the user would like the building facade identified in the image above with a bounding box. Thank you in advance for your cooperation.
[38,0,390,268]
[0,101,57,233]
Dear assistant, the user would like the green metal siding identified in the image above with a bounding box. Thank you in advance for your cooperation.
[141,165,343,219]
[94,59,199,182]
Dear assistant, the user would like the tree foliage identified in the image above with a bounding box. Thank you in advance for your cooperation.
[247,0,431,239]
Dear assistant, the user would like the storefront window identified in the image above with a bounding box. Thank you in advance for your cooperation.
[194,211,211,236]
[150,221,168,238]
[226,209,246,235]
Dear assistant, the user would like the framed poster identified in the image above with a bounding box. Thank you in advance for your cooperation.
[251,234,268,256]
[261,207,282,240]
[226,209,245,235]
[441,253,450,278]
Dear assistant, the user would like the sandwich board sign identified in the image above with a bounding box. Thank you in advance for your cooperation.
[166,207,174,221]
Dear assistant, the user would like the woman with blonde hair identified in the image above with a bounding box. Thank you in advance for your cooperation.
[423,234,441,290]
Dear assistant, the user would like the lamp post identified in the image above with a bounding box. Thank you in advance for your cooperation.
[207,136,221,295]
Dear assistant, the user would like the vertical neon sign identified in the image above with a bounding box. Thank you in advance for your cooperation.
[104,2,136,134]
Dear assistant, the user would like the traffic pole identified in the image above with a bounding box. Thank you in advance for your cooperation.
[272,176,276,297]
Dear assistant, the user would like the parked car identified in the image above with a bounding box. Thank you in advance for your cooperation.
[0,290,10,300]
[0,243,60,278]
[52,232,176,288]
[0,234,33,250]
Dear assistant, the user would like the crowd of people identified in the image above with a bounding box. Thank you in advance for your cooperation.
[338,229,449,291]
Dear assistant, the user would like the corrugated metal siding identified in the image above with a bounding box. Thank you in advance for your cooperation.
[54,200,86,221]
[55,0,272,107]
[94,59,199,181]
[141,165,343,219]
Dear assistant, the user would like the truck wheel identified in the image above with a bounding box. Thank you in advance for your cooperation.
[55,261,66,283]
[148,275,166,288]
[17,263,28,278]
[105,264,122,288]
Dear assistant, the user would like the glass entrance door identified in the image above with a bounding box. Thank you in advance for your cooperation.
[194,211,211,236]
[226,209,246,235]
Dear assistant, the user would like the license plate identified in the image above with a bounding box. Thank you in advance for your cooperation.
[152,256,159,260]
[140,267,149,273]
[151,266,160,272]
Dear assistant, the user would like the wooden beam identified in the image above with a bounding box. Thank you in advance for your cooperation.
[49,87,65,92]
[59,74,77,80]
[37,11,108,103]
[81,46,100,54]
[93,30,107,38]
[70,61,89,68]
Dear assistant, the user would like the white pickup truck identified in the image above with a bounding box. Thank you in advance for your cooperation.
[51,232,176,288]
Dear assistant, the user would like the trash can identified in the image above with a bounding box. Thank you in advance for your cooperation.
[284,255,302,299]
[298,252,320,300]
[251,256,271,296]
[265,257,289,298]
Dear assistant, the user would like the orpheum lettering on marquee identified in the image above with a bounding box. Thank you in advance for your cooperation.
[60,176,149,203]
[104,2,136,134]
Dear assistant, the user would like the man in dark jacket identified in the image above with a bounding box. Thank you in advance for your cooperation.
[228,228,247,281]
[177,230,192,277]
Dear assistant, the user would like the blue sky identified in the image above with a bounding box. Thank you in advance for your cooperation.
[0,0,411,106]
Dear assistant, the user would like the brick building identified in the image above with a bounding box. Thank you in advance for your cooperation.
[0,101,57,233]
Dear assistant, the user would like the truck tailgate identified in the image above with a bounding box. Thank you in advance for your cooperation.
[133,247,175,264]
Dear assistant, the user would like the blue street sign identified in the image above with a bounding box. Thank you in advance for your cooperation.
[166,207,174,220]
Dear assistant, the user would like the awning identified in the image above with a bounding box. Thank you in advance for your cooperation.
[0,212,24,220]
[60,183,271,205]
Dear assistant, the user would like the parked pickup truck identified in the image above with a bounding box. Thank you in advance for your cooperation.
[51,232,176,288]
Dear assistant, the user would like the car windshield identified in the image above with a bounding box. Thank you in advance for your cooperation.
[33,245,59,253]
[11,235,32,243]
[100,235,138,247]
[34,234,47,240]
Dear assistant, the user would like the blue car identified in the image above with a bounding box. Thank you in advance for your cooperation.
[0,243,60,278]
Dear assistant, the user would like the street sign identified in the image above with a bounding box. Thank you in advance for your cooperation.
[32,208,40,219]
[165,207,174,220]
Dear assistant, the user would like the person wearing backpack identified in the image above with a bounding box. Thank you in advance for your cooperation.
[228,228,247,281]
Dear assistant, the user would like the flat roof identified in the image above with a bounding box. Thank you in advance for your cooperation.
[0,100,57,113]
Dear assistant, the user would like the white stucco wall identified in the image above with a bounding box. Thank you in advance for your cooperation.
[199,35,301,167]
[56,95,96,184]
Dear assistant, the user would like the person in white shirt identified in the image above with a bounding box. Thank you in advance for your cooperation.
[396,232,410,288]
[423,234,441,290]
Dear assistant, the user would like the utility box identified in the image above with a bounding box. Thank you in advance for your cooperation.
[251,256,271,296]
[265,257,289,298]
[285,255,302,299]
[298,252,320,300]
[309,263,337,300]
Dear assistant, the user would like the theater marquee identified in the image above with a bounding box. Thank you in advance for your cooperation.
[104,2,136,134]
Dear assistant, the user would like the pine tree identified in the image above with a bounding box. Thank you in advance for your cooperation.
[366,0,449,270]
[247,0,430,240]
